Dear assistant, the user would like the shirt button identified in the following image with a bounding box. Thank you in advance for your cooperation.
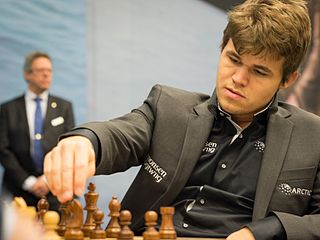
[221,163,227,169]
[200,199,205,205]
[239,134,243,138]
[183,223,189,228]
[35,133,42,140]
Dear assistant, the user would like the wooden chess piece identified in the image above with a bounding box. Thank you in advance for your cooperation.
[57,202,68,237]
[82,182,99,237]
[11,197,37,220]
[90,209,107,239]
[11,196,28,208]
[105,196,121,237]
[117,210,134,240]
[159,207,176,239]
[143,211,160,240]
[37,196,50,224]
[64,199,84,240]
[43,210,62,240]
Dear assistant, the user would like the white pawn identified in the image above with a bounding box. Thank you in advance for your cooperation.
[43,211,62,240]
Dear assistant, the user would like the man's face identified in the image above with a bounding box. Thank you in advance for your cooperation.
[25,57,52,95]
[216,39,290,121]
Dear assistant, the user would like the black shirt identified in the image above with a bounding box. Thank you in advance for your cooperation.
[172,101,286,239]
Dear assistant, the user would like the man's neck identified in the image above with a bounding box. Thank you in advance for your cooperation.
[231,115,253,128]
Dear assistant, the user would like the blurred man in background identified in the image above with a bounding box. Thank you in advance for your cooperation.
[0,51,75,211]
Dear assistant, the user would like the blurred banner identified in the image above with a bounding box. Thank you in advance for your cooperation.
[279,0,320,116]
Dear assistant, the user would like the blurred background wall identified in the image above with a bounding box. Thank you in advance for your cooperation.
[0,0,87,123]
[0,0,227,218]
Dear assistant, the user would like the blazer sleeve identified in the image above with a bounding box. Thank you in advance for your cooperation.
[64,101,75,131]
[0,104,30,186]
[273,165,320,239]
[71,84,163,175]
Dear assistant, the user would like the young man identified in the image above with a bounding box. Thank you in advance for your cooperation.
[44,1,320,239]
[0,51,75,211]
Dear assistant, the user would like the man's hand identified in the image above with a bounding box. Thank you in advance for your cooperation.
[44,136,96,203]
[31,175,49,197]
[227,227,255,240]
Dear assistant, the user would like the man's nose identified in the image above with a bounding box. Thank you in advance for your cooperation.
[232,67,249,87]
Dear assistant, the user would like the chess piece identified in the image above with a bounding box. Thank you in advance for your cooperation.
[57,202,68,237]
[106,196,121,237]
[11,197,37,219]
[82,182,99,237]
[90,209,107,239]
[11,196,28,208]
[143,211,160,240]
[43,210,62,240]
[117,210,134,240]
[64,199,84,240]
[37,196,50,224]
[159,207,176,239]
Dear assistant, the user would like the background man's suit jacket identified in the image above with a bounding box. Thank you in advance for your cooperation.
[0,94,74,209]
[75,84,320,239]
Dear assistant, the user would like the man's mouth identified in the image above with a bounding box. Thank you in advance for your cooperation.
[225,87,245,99]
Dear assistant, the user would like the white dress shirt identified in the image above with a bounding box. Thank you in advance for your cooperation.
[22,90,48,191]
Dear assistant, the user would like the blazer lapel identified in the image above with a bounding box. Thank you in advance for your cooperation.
[252,107,293,220]
[44,95,54,131]
[156,100,215,205]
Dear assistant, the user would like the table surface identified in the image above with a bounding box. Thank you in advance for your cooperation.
[82,237,225,240]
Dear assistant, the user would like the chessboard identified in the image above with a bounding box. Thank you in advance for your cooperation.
[11,182,225,240]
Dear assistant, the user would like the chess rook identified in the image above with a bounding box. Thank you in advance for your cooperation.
[159,207,176,239]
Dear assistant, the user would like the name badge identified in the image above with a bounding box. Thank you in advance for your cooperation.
[51,116,64,127]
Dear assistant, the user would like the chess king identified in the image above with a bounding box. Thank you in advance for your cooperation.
[44,1,320,240]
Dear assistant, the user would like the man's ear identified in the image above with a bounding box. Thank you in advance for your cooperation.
[280,71,299,89]
[24,71,30,82]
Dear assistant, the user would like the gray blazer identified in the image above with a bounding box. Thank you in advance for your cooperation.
[81,84,320,239]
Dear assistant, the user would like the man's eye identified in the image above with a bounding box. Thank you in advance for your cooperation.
[254,69,268,76]
[229,55,241,64]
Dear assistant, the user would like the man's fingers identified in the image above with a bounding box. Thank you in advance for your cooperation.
[50,146,62,196]
[73,138,96,196]
[87,148,96,178]
[73,143,88,196]
[60,141,75,202]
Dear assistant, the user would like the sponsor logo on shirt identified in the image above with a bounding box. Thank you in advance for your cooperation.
[202,142,217,153]
[278,183,312,196]
[144,158,167,183]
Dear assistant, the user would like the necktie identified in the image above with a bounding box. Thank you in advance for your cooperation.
[34,97,44,171]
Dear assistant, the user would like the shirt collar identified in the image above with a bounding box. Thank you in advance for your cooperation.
[209,89,275,118]
[25,89,49,102]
